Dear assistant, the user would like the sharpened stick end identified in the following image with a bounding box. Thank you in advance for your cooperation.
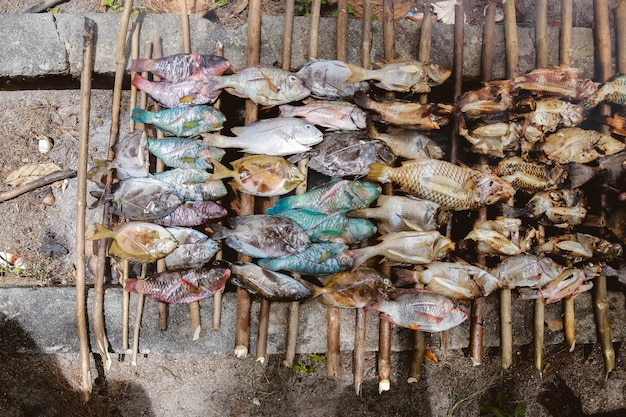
[378,379,390,394]
[235,345,248,358]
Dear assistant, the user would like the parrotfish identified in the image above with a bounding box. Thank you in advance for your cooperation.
[147,137,225,170]
[296,59,370,100]
[278,209,377,245]
[366,290,468,332]
[229,262,313,301]
[201,117,323,156]
[151,201,227,227]
[131,105,225,137]
[123,262,231,304]
[366,159,515,211]
[163,227,219,270]
[131,73,221,108]
[209,155,305,197]
[90,176,183,221]
[258,242,354,275]
[88,222,178,263]
[88,131,150,187]
[266,179,381,215]
[130,52,230,82]
[209,214,310,259]
[154,168,227,202]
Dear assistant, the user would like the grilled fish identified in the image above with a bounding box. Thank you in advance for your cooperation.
[491,254,564,289]
[279,99,367,131]
[154,168,227,202]
[258,242,354,275]
[534,233,623,263]
[131,73,221,108]
[296,59,370,100]
[164,227,219,270]
[517,268,593,304]
[540,127,625,164]
[130,52,230,82]
[229,261,313,301]
[502,189,587,228]
[366,122,444,160]
[491,156,567,193]
[512,66,599,100]
[346,60,451,93]
[354,92,452,128]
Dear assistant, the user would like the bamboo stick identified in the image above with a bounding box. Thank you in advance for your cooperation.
[560,0,576,352]
[122,260,130,350]
[337,0,348,61]
[362,0,372,66]
[593,0,615,380]
[94,0,134,371]
[129,23,140,132]
[235,0,262,359]
[536,0,548,68]
[503,0,519,78]
[560,0,573,66]
[308,0,321,59]
[255,299,270,363]
[76,17,96,403]
[0,170,76,203]
[616,1,626,71]
[131,265,147,366]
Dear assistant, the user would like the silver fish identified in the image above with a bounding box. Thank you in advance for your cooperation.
[154,168,227,202]
[279,99,367,131]
[296,59,370,100]
[201,117,323,156]
[210,214,310,259]
[366,122,444,160]
[346,60,451,94]
[88,131,150,187]
[491,254,564,289]
[229,261,313,301]
[164,227,219,270]
[130,52,230,82]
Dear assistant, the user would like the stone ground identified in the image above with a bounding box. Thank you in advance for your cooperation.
[0,1,625,416]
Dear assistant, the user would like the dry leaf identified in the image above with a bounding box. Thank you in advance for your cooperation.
[424,349,442,364]
[4,162,63,187]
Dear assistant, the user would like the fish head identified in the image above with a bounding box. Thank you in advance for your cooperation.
[278,72,311,102]
[294,122,324,146]
[477,175,516,206]
[448,300,469,325]
[154,235,179,257]
[351,181,382,206]
[426,63,452,85]
[201,106,227,128]
[433,236,455,259]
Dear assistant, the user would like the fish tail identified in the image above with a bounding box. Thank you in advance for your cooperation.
[345,63,368,83]
[200,133,227,149]
[347,248,369,271]
[265,196,295,215]
[346,208,371,218]
[365,162,390,184]
[130,107,149,124]
[499,203,528,218]
[131,73,150,91]
[565,162,598,188]
[207,159,233,181]
[393,268,419,287]
[88,223,114,241]
[290,275,324,299]
[86,157,111,186]
[278,104,295,117]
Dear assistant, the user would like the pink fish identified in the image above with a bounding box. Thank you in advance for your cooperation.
[131,51,230,82]
[131,73,221,108]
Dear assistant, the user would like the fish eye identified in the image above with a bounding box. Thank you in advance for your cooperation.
[304,124,312,129]
[289,75,297,82]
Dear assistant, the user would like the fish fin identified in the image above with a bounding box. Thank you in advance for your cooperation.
[179,95,194,104]
[365,162,389,183]
[345,63,367,83]
[182,120,200,130]
[224,87,248,99]
[130,59,147,74]
[408,324,422,331]
[207,223,230,240]
[352,90,372,110]
[565,162,598,188]
[180,278,202,294]
[290,274,324,298]
[278,104,295,117]
[260,71,279,93]
[555,241,594,258]
[131,73,149,90]
[86,158,111,188]
[130,107,148,124]
[386,249,431,264]
[401,217,425,232]
[200,133,227,148]
[265,195,294,214]
[88,223,115,241]
[122,278,140,294]
[88,190,106,209]
[207,159,234,181]
[347,248,370,271]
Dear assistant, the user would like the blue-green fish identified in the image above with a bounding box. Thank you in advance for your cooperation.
[164,227,219,270]
[147,137,225,170]
[132,105,225,137]
[278,209,376,245]
[154,168,227,201]
[258,242,354,276]
[266,179,381,215]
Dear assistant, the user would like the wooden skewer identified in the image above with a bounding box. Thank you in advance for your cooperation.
[377,0,395,395]
[122,260,130,351]
[94,0,135,371]
[235,0,262,359]
[560,0,576,352]
[536,0,548,68]
[616,1,626,72]
[131,264,147,366]
[76,17,96,403]
[593,0,615,380]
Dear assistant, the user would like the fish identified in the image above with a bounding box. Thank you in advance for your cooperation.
[209,214,310,259]
[130,52,230,82]
[516,97,587,134]
[151,200,227,227]
[607,207,626,244]
[534,233,623,263]
[347,221,455,269]
[348,194,449,234]
[131,73,221,108]
[88,131,150,187]
[266,179,381,215]
[540,127,625,164]
[208,155,305,197]
[300,267,394,308]
[490,254,564,289]
[462,217,536,256]
[512,66,599,100]
[153,168,227,201]
[88,222,178,263]
[296,59,370,100]
[277,209,377,245]
[346,60,451,93]
[90,176,183,220]
[147,137,225,170]
[258,242,354,275]
[131,105,225,137]
[584,73,626,108]
[279,99,367,131]
[354,92,453,128]
[490,156,567,193]
[393,261,500,299]
[366,289,468,332]
[458,80,515,117]
[366,159,515,211]
[517,268,593,304]
[163,227,219,270]
[502,189,587,228]
[229,261,313,301]
[201,117,323,156]
[123,261,231,303]
[203,65,311,106]
[288,131,396,178]
[458,121,521,158]
[604,111,626,136]
[366,122,444,160]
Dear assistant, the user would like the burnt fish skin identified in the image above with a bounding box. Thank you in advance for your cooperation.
[229,262,313,301]
[296,59,370,100]
[210,214,311,259]
[91,176,183,221]
[130,52,230,82]
[123,262,231,304]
